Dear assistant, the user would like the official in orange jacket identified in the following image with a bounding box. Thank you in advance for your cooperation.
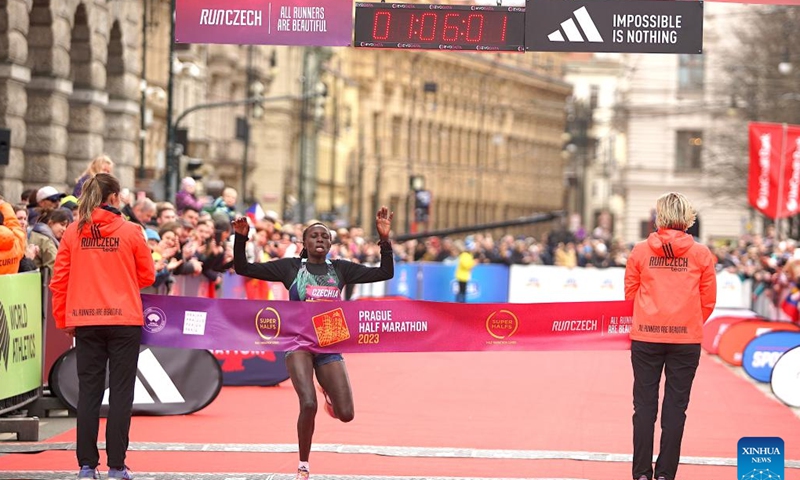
[624,192,716,480]
[0,198,26,275]
[50,173,154,480]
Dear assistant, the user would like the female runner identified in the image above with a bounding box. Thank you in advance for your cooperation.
[232,207,394,480]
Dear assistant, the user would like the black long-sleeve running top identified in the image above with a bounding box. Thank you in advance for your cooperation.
[233,233,394,290]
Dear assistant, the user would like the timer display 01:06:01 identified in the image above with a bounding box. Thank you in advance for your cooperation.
[354,3,525,51]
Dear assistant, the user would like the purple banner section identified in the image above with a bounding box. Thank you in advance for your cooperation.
[176,0,354,46]
[141,294,634,353]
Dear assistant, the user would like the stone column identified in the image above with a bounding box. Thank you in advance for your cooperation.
[0,0,31,202]
[66,89,108,187]
[24,77,73,190]
[104,92,140,189]
[24,3,73,191]
[0,64,30,203]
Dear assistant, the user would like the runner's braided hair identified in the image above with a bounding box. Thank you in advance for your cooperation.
[299,222,330,259]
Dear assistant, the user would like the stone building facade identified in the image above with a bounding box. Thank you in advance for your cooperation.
[1,0,571,237]
[318,49,573,235]
[0,0,142,202]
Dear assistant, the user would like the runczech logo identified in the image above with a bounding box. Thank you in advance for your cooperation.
[547,6,603,43]
[312,307,351,347]
[486,309,519,340]
[0,301,9,370]
[143,307,167,334]
[255,307,281,342]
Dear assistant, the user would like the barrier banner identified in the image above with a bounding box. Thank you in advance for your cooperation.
[717,319,800,366]
[742,331,800,383]
[141,294,633,352]
[213,350,289,386]
[419,264,509,303]
[175,0,354,46]
[509,265,624,303]
[50,346,223,416]
[0,272,43,401]
[771,346,800,408]
[386,263,420,299]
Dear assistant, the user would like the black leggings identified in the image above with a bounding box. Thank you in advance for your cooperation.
[75,325,141,469]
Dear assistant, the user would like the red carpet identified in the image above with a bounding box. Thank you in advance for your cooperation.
[1,350,799,479]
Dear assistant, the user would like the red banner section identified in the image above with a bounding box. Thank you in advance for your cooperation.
[140,295,634,353]
[175,0,354,46]
[748,122,800,219]
[709,0,799,4]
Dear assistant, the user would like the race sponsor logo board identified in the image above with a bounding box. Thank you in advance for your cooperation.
[0,272,42,402]
[525,0,703,54]
[176,0,353,46]
[771,346,800,408]
[50,346,223,416]
[717,320,800,366]
[742,331,800,383]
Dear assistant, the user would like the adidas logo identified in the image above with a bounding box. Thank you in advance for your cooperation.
[101,348,186,405]
[548,6,603,43]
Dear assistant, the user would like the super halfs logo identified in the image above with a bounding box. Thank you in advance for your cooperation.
[255,307,281,344]
[486,309,519,343]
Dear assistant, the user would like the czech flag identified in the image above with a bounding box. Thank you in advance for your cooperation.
[781,286,800,324]
[245,202,265,223]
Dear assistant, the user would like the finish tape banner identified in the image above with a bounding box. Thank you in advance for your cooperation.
[175,0,354,46]
[140,294,633,353]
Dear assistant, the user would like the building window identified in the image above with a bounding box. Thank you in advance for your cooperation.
[675,130,703,171]
[391,116,402,158]
[678,54,704,91]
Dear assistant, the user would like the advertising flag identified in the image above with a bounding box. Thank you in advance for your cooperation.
[748,122,800,219]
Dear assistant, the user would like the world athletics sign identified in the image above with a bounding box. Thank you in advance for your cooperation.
[525,0,704,54]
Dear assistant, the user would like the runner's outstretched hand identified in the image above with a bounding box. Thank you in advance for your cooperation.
[376,206,394,241]
[232,217,249,237]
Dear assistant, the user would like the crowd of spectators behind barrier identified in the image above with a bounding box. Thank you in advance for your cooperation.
[2,156,800,320]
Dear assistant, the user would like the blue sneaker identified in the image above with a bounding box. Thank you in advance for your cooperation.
[77,466,98,479]
[107,466,133,480]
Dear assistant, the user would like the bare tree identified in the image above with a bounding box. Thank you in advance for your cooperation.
[705,6,800,206]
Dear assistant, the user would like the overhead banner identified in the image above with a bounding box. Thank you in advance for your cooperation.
[140,294,633,353]
[709,0,799,4]
[0,272,42,402]
[525,0,703,54]
[175,0,354,46]
[748,122,800,220]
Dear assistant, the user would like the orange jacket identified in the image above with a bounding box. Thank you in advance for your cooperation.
[0,201,25,275]
[624,228,717,344]
[50,207,155,329]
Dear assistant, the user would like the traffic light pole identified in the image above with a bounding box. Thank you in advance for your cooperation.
[164,94,302,202]
[164,0,177,200]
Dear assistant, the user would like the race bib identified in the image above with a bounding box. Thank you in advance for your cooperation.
[305,285,341,301]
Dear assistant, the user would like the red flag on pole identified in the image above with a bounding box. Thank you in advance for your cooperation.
[748,122,800,220]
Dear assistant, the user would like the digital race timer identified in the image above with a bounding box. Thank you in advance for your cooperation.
[354,2,525,51]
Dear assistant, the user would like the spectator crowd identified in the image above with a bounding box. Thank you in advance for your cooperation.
[2,154,800,322]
